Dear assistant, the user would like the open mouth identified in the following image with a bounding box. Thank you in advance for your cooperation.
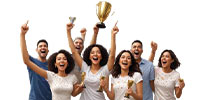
[75,46,80,50]
[122,62,128,65]
[134,51,139,55]
[162,61,167,64]
[93,57,98,61]
[41,50,46,53]
[60,64,65,67]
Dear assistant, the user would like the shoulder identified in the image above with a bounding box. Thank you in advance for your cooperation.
[141,58,153,65]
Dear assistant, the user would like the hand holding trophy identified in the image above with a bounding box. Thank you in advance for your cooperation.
[80,72,86,88]
[96,1,112,28]
[124,80,134,98]
[69,16,76,24]
[96,76,105,92]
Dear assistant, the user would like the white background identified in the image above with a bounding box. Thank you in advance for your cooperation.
[0,0,199,99]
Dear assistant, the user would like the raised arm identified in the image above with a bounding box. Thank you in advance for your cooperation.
[20,21,47,79]
[107,22,119,71]
[90,24,99,45]
[80,28,86,41]
[148,41,157,62]
[66,23,83,69]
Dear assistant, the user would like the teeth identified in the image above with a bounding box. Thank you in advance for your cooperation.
[60,64,65,67]
[134,51,139,55]
[75,47,80,49]
[41,50,46,53]
[122,62,128,65]
[93,57,98,60]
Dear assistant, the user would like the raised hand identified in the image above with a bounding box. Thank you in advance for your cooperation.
[21,20,29,35]
[80,28,87,35]
[93,24,99,35]
[66,23,74,32]
[151,41,157,52]
[112,21,119,35]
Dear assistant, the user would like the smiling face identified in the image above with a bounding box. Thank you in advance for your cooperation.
[36,42,49,59]
[130,42,143,61]
[89,47,102,65]
[161,51,174,69]
[74,38,84,54]
[55,53,68,72]
[119,52,132,71]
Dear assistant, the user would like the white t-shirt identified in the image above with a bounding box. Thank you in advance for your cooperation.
[111,72,143,100]
[80,61,110,100]
[70,62,81,83]
[154,67,180,100]
[47,71,77,100]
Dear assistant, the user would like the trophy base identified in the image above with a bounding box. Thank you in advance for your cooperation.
[96,90,103,92]
[97,22,106,28]
[124,95,130,98]
[82,84,86,88]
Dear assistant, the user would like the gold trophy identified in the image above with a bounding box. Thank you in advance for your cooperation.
[124,80,134,98]
[96,1,112,28]
[96,76,105,92]
[179,78,184,82]
[80,72,86,88]
[69,17,76,24]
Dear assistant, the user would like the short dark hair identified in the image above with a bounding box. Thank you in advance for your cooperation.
[131,40,143,48]
[37,39,48,47]
[158,49,181,70]
[74,37,84,43]
[83,44,108,67]
[111,50,142,78]
[48,49,75,74]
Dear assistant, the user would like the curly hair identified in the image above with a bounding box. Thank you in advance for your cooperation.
[158,49,180,70]
[111,50,142,78]
[83,44,108,66]
[48,49,75,74]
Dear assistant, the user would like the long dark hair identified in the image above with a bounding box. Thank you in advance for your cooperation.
[111,50,142,78]
[158,49,180,70]
[48,49,75,73]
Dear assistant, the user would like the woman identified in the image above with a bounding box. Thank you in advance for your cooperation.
[102,50,143,100]
[66,22,119,100]
[154,49,185,100]
[20,22,82,100]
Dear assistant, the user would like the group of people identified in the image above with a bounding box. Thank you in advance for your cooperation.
[20,20,185,100]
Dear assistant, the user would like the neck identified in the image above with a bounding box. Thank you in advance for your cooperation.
[120,69,129,77]
[57,71,67,77]
[38,57,46,62]
[162,66,172,73]
[136,58,142,63]
[91,64,101,71]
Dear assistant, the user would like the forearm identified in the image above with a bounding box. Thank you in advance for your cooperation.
[107,33,116,71]
[130,93,142,100]
[90,33,98,45]
[176,88,183,98]
[104,88,114,100]
[148,51,156,62]
[20,33,30,64]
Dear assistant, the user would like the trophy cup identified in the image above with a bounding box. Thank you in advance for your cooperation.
[96,1,112,28]
[96,76,105,92]
[69,17,76,24]
[179,78,184,82]
[124,80,134,98]
[80,72,86,88]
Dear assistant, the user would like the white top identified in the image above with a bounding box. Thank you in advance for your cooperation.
[154,66,180,100]
[70,62,81,83]
[111,72,143,100]
[47,71,77,100]
[80,61,110,100]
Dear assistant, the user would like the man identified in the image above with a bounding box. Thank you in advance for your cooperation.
[130,40,155,100]
[20,21,52,100]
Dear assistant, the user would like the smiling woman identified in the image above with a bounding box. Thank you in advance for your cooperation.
[20,22,84,100]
